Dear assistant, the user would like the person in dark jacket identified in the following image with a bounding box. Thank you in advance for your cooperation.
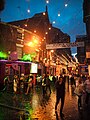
[46,74,51,94]
[55,75,66,117]
[70,75,76,87]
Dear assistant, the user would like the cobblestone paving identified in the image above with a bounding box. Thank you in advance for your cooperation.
[0,83,90,120]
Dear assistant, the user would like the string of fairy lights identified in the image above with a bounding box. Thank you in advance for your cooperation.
[23,0,75,42]
[0,0,84,63]
[0,0,84,42]
[0,0,80,64]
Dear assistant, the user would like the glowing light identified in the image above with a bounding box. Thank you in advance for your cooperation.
[27,9,30,13]
[53,21,55,24]
[35,49,39,52]
[42,39,44,41]
[58,13,60,16]
[51,50,54,53]
[0,51,8,59]
[8,51,11,54]
[34,30,36,33]
[44,58,47,60]
[44,37,46,39]
[43,12,46,15]
[49,27,51,30]
[25,24,27,27]
[28,42,33,46]
[45,32,48,34]
[22,54,32,61]
[34,39,38,44]
[46,0,49,4]
[65,3,68,7]
[32,36,39,44]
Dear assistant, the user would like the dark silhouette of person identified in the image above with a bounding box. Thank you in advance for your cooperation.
[70,75,76,87]
[55,75,66,117]
[52,75,56,84]
[45,74,51,94]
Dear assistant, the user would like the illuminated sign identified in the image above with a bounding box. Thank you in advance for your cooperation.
[30,63,37,73]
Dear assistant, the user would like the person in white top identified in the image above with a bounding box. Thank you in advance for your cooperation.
[84,75,90,105]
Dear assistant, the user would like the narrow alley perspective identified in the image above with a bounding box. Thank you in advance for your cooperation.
[0,1,90,120]
[0,78,90,120]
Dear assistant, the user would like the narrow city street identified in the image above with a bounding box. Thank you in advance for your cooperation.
[0,1,90,120]
[0,81,90,120]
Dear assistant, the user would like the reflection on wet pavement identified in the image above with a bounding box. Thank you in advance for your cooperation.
[0,81,90,120]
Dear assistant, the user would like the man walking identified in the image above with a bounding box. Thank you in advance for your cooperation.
[46,74,51,94]
[55,75,66,117]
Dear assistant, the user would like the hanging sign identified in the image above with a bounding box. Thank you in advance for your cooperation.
[46,42,84,49]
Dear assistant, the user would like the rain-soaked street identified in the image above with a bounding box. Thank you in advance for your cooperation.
[0,81,90,120]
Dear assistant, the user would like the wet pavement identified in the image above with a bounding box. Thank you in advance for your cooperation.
[0,81,90,120]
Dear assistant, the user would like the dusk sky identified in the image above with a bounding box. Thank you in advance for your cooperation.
[0,0,86,54]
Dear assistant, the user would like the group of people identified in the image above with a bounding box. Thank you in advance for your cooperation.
[74,75,90,110]
[54,73,90,118]
[4,74,34,95]
[4,73,53,95]
[36,74,57,96]
[14,74,34,95]
[3,72,90,118]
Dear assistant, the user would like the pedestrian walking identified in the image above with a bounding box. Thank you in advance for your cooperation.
[74,77,84,110]
[42,74,46,96]
[70,74,76,94]
[55,75,66,117]
[25,75,33,95]
[84,75,90,106]
[13,75,19,93]
[52,75,56,84]
[70,74,76,87]
[46,74,51,94]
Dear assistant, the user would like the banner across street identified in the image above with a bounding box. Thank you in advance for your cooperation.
[46,42,84,49]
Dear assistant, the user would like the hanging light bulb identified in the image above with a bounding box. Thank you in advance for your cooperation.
[65,3,68,7]
[49,27,51,30]
[45,32,48,34]
[58,12,60,16]
[53,21,55,24]
[44,37,46,39]
[46,0,49,4]
[27,9,30,13]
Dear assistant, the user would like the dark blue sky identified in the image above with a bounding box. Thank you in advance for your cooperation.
[0,0,86,54]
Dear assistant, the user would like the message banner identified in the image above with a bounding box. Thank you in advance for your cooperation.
[46,42,84,49]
